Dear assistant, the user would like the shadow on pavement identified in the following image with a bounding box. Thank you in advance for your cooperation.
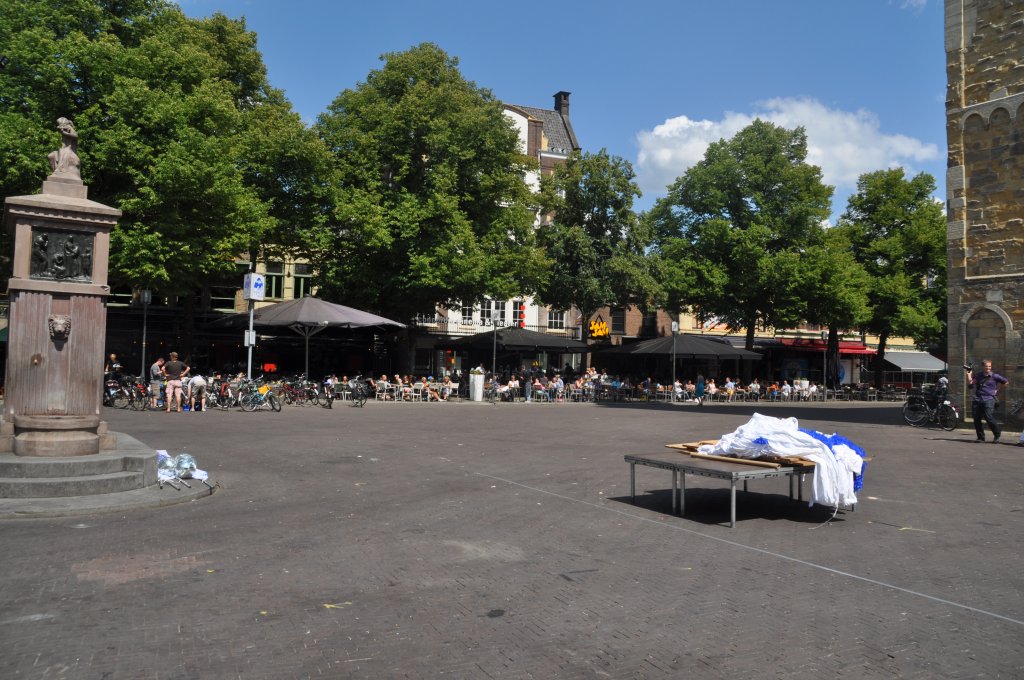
[608,489,849,527]
[591,400,908,427]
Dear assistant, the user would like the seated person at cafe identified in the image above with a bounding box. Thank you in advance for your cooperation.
[422,377,441,401]
[683,379,696,400]
[550,373,565,399]
[706,378,718,399]
[747,378,761,400]
[506,376,520,401]
[440,375,454,401]
[781,380,792,400]
[724,377,736,402]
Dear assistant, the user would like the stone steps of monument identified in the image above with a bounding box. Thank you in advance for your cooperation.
[0,483,215,518]
[0,470,148,498]
[0,452,143,479]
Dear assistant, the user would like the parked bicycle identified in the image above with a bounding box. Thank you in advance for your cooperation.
[238,377,282,412]
[278,375,320,406]
[903,389,959,430]
[346,376,370,407]
[127,375,150,410]
[208,375,239,410]
[320,376,336,409]
[102,374,134,408]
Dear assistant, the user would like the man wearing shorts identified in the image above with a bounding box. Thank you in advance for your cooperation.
[162,352,190,413]
[149,356,165,409]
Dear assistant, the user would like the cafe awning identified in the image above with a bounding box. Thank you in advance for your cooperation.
[882,351,947,372]
[778,338,875,355]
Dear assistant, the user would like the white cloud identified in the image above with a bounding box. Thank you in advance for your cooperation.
[635,97,940,204]
[899,0,928,11]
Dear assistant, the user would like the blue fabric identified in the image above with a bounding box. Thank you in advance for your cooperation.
[799,428,868,491]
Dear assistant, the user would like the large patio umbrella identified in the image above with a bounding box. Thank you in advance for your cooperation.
[600,334,762,359]
[447,326,589,376]
[214,297,405,377]
[447,326,589,352]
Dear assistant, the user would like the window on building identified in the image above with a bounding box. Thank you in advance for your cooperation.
[291,263,313,299]
[493,299,507,326]
[265,261,284,298]
[610,307,626,334]
[480,299,492,325]
[461,303,474,325]
[547,310,565,329]
[641,311,658,335]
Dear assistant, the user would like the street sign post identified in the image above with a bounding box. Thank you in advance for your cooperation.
[242,273,266,378]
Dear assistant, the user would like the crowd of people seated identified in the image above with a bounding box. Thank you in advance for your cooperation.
[321,364,836,406]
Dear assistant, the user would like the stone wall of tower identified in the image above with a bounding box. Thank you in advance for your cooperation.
[945,0,1024,428]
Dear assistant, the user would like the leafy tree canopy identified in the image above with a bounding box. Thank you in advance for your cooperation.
[649,120,833,349]
[0,0,329,305]
[312,43,547,321]
[536,149,656,333]
[835,169,947,378]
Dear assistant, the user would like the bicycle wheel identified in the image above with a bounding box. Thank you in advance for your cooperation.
[240,392,259,412]
[306,388,320,407]
[113,390,130,409]
[938,404,959,431]
[268,393,282,412]
[903,401,929,427]
[354,388,367,407]
[130,388,147,410]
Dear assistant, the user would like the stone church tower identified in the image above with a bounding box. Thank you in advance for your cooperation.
[945,0,1024,429]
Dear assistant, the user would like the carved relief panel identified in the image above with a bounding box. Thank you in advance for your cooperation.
[29,227,94,283]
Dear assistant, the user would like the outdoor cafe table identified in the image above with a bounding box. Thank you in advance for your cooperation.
[625,451,812,528]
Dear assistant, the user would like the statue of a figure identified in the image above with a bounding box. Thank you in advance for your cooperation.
[47,117,81,180]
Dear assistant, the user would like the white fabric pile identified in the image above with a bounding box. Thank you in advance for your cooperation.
[697,413,862,508]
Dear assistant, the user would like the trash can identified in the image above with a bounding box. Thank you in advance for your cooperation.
[469,373,484,402]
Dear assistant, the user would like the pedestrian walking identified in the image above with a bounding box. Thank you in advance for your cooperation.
[967,359,1008,443]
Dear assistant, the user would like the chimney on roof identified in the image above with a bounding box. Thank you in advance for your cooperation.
[554,91,570,117]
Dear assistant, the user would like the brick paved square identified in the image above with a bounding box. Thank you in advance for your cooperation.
[1,400,1021,678]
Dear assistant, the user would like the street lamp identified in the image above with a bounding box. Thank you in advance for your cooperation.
[139,289,151,379]
[820,330,828,400]
[671,320,678,401]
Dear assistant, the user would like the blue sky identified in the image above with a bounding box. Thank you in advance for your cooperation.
[181,0,946,216]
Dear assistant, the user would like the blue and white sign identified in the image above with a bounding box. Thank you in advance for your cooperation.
[243,273,266,301]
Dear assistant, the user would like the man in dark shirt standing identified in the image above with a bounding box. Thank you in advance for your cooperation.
[162,351,190,413]
[968,359,1008,443]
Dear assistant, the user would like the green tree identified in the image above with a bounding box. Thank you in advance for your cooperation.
[0,2,328,354]
[801,228,872,387]
[536,149,656,339]
[650,120,834,350]
[835,169,947,386]
[312,43,547,322]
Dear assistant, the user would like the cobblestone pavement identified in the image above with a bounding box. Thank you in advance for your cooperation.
[1,399,1021,679]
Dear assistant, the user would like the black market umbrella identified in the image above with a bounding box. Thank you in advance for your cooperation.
[600,334,762,360]
[212,297,405,377]
[447,326,589,377]
[447,326,589,352]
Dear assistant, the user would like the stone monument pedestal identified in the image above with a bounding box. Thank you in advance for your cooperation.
[2,146,120,456]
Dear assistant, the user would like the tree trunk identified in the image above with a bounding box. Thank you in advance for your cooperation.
[181,293,196,362]
[826,327,840,391]
[873,331,889,389]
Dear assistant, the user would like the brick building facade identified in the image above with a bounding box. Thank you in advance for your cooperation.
[945,0,1024,428]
